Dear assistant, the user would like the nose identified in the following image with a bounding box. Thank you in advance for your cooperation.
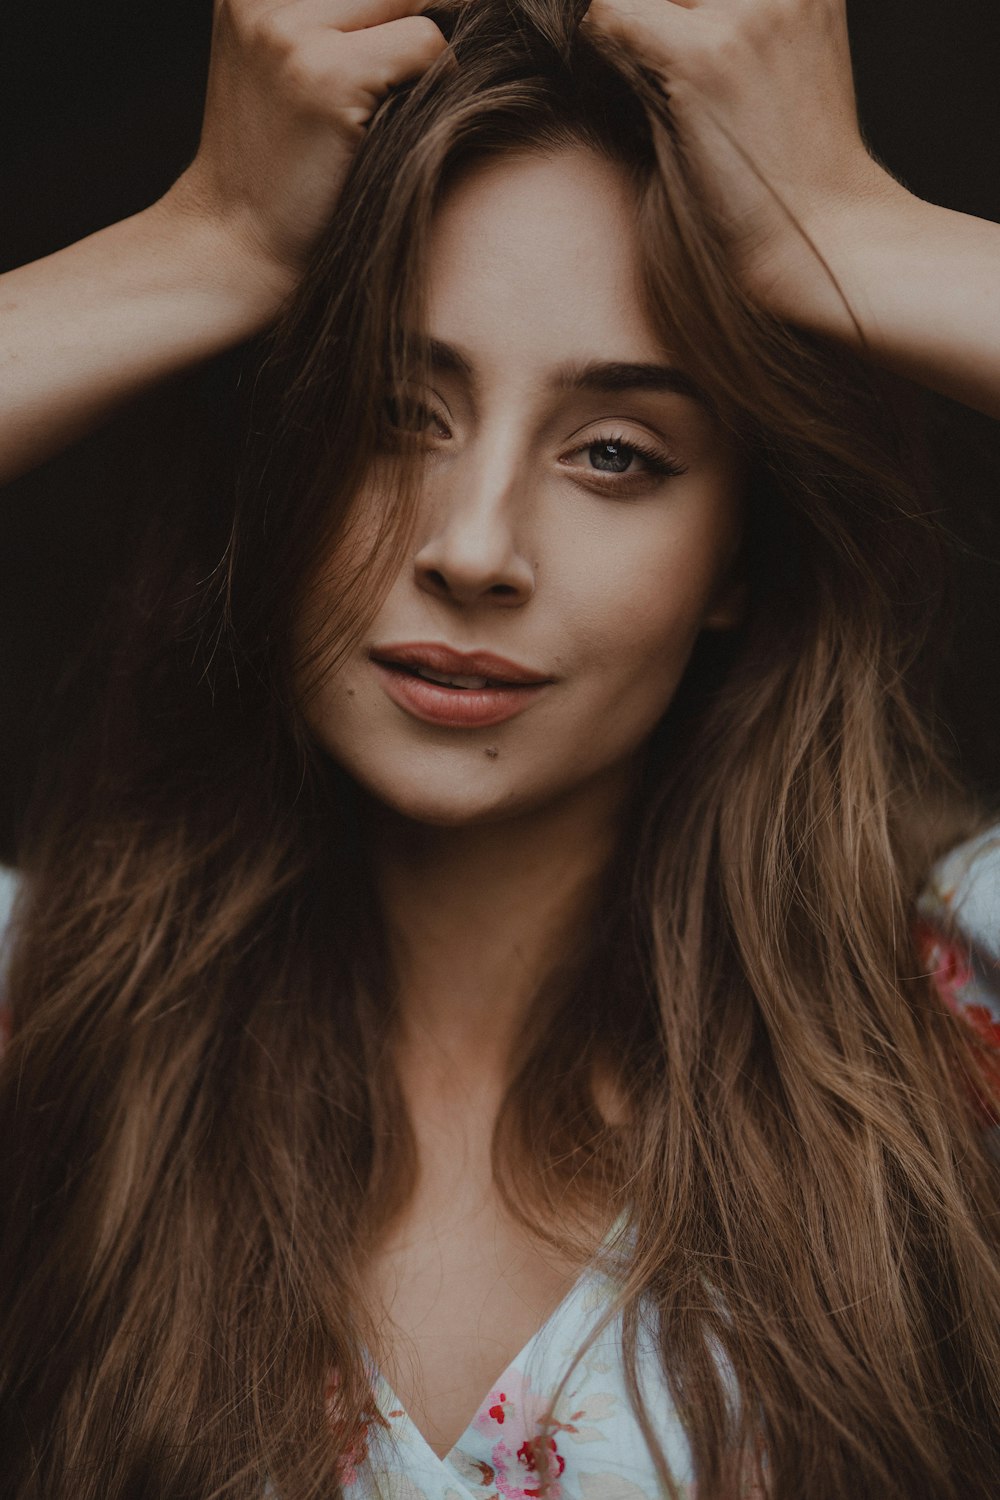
[412,433,536,608]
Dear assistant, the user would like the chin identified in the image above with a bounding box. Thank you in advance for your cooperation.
[345,758,547,829]
[385,785,529,828]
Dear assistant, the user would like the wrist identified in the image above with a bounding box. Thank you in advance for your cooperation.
[146,180,302,336]
[741,163,921,333]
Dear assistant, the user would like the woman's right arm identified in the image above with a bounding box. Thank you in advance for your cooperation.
[0,0,449,486]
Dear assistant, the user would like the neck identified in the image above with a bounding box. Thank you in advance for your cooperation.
[360,769,635,1086]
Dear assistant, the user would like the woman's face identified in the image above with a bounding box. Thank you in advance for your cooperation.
[300,145,746,827]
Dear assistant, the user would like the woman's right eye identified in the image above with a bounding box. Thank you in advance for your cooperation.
[379,393,449,441]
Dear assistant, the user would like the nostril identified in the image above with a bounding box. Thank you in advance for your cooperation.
[415,558,532,602]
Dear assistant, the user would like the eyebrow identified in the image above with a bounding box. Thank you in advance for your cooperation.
[405,335,708,407]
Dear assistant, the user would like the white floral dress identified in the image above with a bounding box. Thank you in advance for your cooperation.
[338,1239,703,1500]
[2,827,999,1498]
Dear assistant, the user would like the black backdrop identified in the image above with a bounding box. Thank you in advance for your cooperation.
[1,1,999,863]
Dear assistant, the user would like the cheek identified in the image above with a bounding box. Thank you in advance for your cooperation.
[618,551,714,656]
[583,585,707,758]
[563,494,739,697]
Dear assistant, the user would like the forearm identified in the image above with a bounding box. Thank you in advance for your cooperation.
[0,196,292,485]
[584,0,998,419]
[0,0,449,489]
[762,179,1000,420]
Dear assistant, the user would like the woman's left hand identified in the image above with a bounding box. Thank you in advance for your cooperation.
[583,0,1000,422]
[580,0,899,303]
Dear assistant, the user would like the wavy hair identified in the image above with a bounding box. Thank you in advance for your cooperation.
[1,1,998,1496]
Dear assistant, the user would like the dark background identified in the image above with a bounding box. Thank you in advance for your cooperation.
[0,1,999,862]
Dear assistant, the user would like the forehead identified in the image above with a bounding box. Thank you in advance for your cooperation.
[422,147,669,375]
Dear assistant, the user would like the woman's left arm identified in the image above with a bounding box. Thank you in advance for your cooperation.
[583,0,1000,420]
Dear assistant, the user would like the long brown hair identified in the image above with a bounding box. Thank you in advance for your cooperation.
[2,2,998,1495]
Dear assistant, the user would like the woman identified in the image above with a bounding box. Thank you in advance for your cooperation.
[1,1,999,1496]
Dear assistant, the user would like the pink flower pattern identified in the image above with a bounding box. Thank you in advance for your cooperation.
[469,1372,568,1498]
[914,916,1000,1126]
[3,829,1000,1498]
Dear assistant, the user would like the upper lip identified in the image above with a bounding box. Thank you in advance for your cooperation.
[370,641,553,685]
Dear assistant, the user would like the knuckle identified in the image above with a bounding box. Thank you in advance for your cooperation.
[282,38,349,105]
[246,5,299,61]
[340,106,370,139]
[396,14,449,61]
[685,19,742,82]
[585,0,662,50]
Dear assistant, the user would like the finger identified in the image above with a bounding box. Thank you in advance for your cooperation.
[346,13,451,86]
[249,0,439,34]
[287,13,448,110]
[330,0,443,31]
[581,0,691,66]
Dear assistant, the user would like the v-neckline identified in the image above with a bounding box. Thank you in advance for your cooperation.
[371,1262,599,1468]
[366,1211,629,1469]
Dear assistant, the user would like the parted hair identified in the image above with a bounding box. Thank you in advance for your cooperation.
[1,1,999,1496]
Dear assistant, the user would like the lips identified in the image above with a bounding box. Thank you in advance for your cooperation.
[368,641,554,729]
[369,642,553,687]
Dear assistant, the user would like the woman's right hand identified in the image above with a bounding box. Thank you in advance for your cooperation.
[0,0,448,484]
[165,0,450,301]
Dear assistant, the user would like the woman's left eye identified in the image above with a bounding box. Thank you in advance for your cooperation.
[563,435,688,490]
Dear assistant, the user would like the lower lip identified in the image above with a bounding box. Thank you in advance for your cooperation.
[372,661,550,728]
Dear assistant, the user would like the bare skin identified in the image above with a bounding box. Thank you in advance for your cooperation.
[310,145,746,1456]
[1,1,999,487]
[358,762,632,1454]
[2,0,1000,1463]
[0,0,449,482]
[583,0,1000,417]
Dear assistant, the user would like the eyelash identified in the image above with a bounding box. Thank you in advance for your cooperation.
[577,433,689,489]
[377,397,689,494]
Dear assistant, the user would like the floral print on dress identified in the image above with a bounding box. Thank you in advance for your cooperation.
[916,828,1000,1138]
[2,824,1000,1498]
[461,1366,616,1497]
[346,1263,698,1500]
[325,1370,392,1487]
